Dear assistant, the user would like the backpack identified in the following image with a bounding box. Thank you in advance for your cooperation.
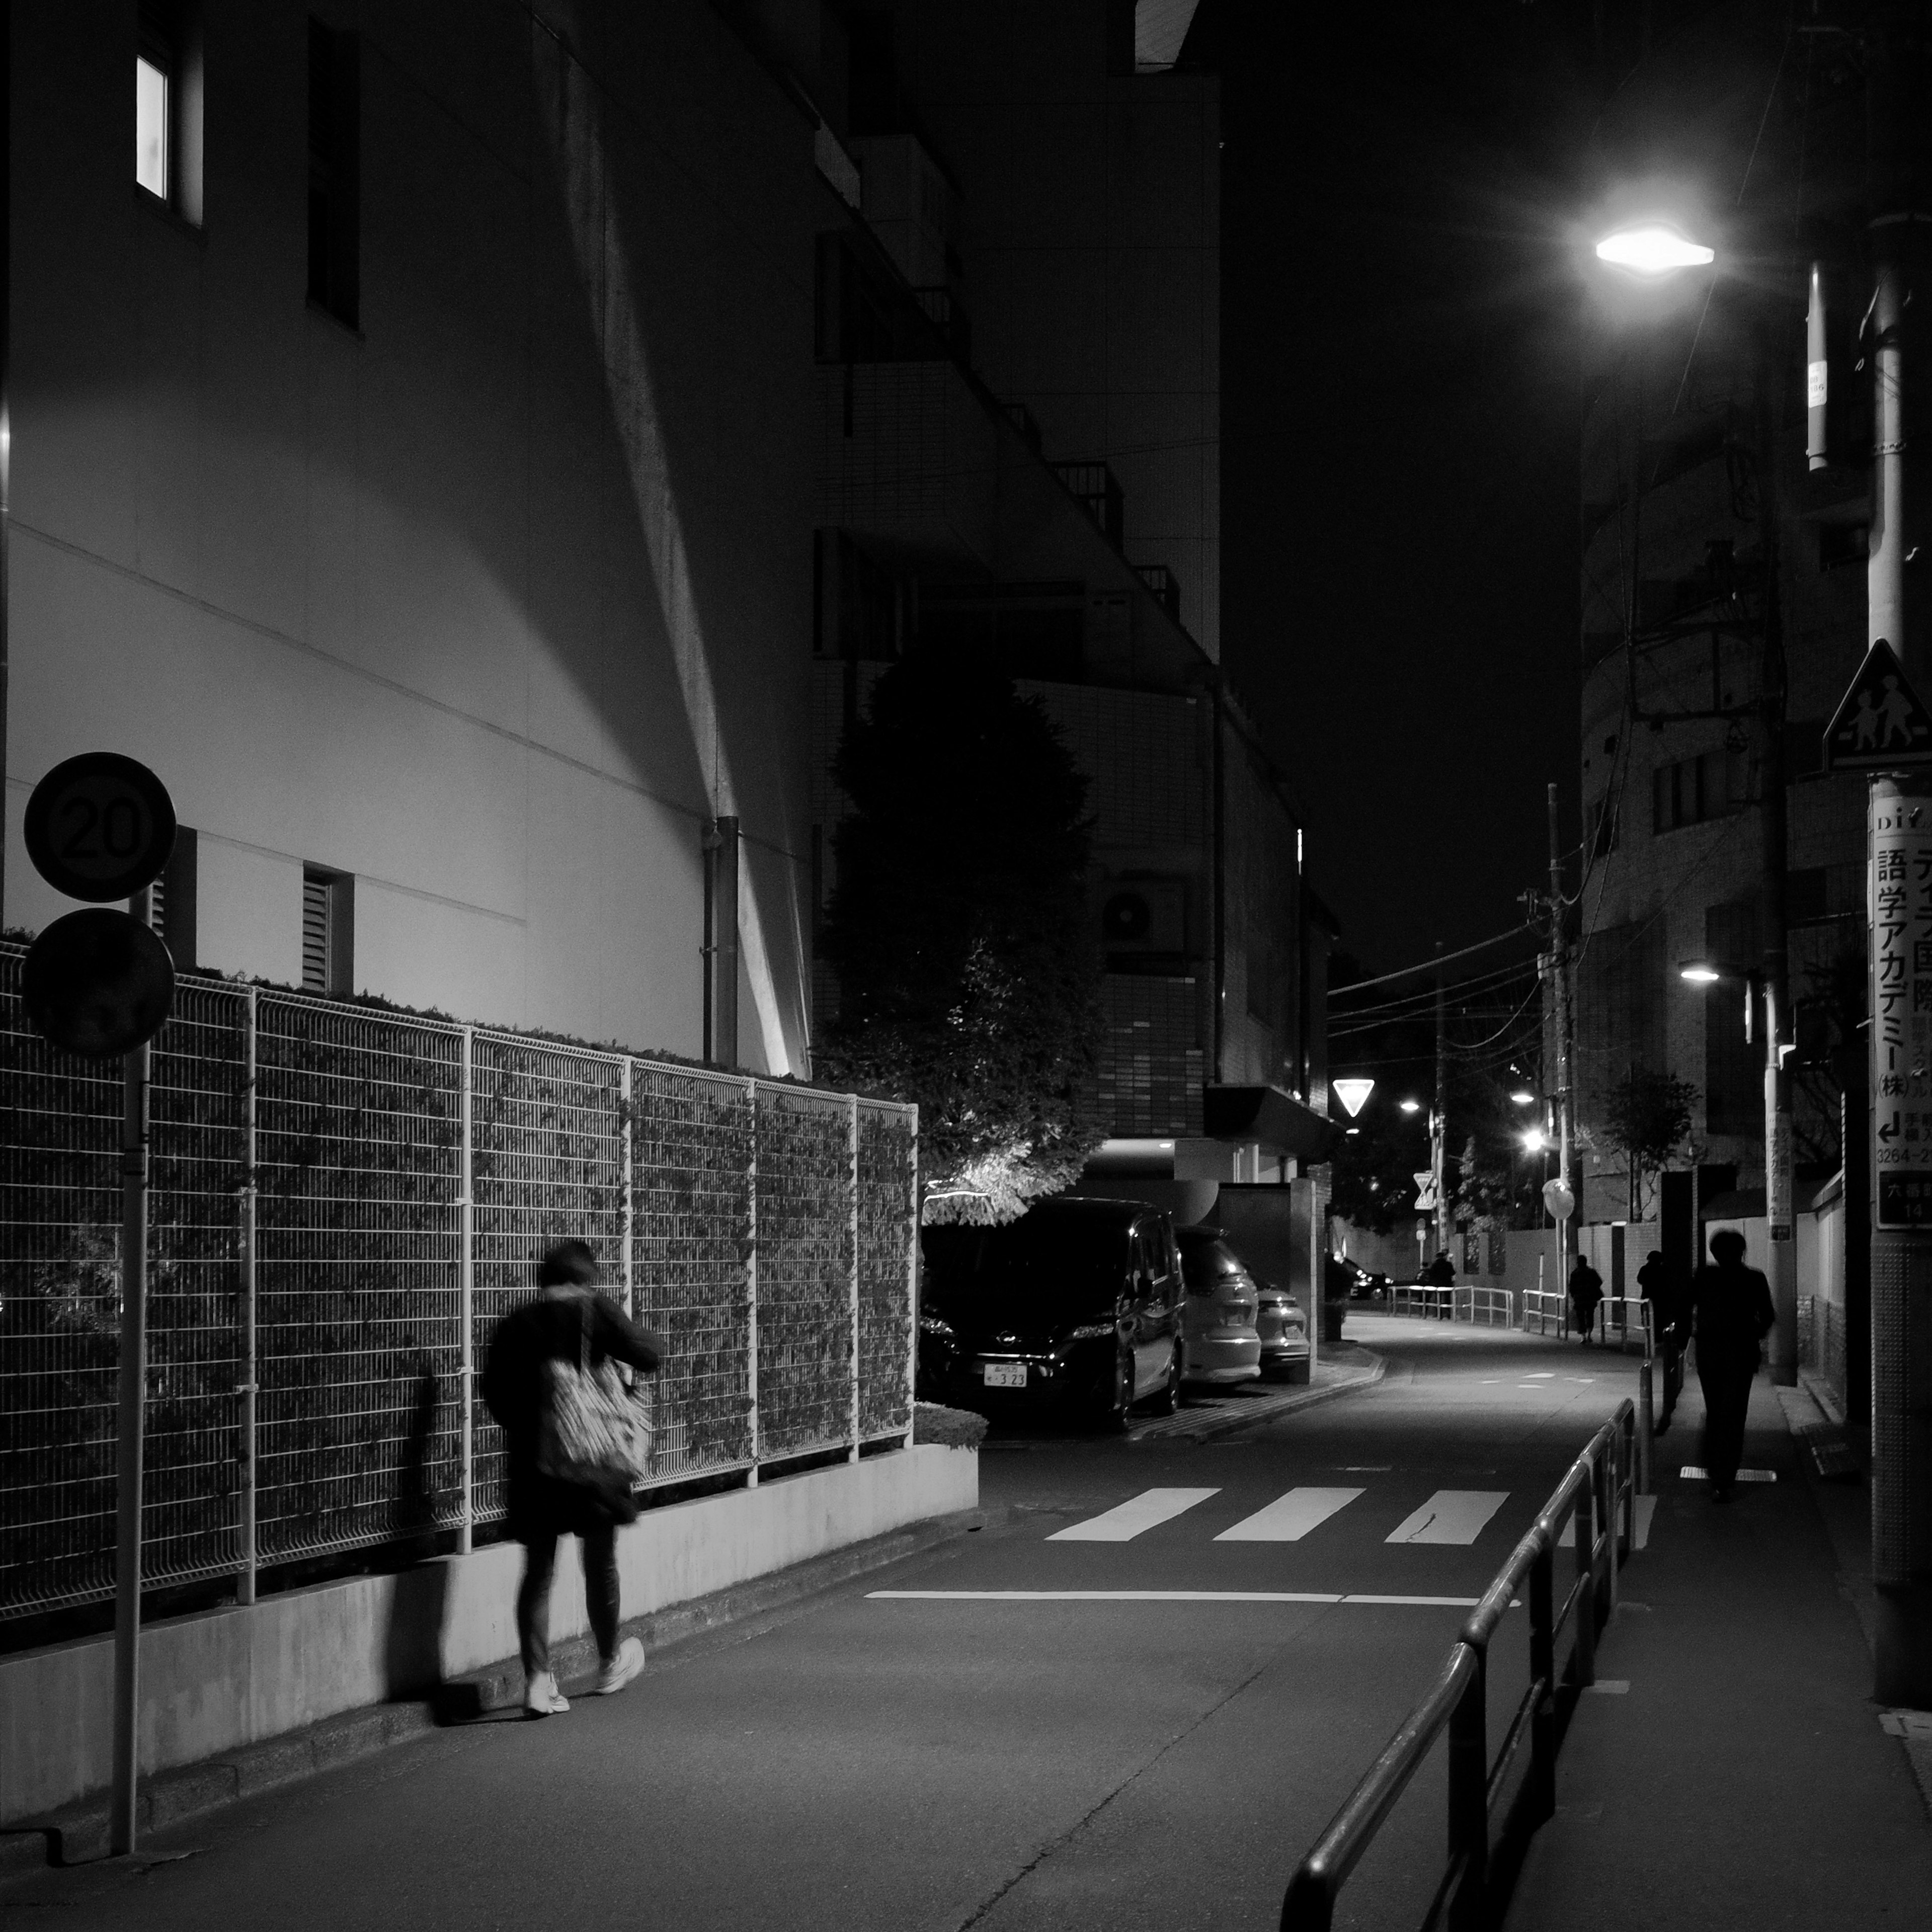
[536,1296,654,1488]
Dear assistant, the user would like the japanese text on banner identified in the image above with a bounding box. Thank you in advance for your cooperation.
[1871,793,1932,1227]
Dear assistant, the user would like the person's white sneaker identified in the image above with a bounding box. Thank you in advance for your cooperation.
[595,1637,645,1696]
[523,1670,570,1717]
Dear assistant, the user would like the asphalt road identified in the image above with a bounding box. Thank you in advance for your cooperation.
[3,1319,1645,1932]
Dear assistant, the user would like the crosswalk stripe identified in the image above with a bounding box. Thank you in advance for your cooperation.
[1048,1487,1221,1542]
[1385,1490,1508,1546]
[1215,1486,1364,1543]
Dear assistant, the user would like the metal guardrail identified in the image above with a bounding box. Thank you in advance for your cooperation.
[1281,1399,1641,1931]
[1452,1286,1513,1327]
[1520,1289,1652,1356]
[1389,1282,1456,1320]
[0,946,919,1620]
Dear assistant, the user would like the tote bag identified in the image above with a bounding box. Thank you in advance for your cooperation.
[536,1297,654,1488]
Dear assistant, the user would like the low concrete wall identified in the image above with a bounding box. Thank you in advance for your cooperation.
[1,1444,977,1825]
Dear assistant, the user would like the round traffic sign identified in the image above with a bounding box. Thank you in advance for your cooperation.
[1542,1177,1576,1220]
[23,753,177,903]
[22,909,176,1058]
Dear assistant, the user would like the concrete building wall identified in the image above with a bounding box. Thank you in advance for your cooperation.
[6,0,828,1072]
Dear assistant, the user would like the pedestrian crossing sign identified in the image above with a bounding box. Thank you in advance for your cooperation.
[1823,638,1932,770]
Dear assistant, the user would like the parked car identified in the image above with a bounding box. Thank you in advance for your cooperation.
[1253,1272,1311,1381]
[917,1198,1185,1430]
[1176,1226,1263,1386]
[1329,1255,1389,1302]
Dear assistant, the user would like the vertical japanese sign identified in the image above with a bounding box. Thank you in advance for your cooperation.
[1871,785,1932,1226]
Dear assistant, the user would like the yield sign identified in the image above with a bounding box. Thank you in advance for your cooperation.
[1824,639,1932,770]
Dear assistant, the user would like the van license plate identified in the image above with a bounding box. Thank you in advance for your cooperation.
[983,1362,1026,1389]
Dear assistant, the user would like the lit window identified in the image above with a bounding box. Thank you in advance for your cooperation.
[136,54,169,199]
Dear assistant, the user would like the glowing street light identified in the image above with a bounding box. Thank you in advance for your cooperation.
[1399,1098,1421,1115]
[1509,1090,1536,1105]
[1522,1126,1547,1153]
[1333,1077,1375,1118]
[1594,222,1715,275]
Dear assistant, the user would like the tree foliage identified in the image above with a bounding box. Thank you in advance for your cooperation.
[1328,1105,1422,1234]
[1599,1067,1699,1215]
[818,657,1106,1224]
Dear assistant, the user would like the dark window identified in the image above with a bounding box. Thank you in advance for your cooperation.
[302,865,354,994]
[846,12,899,135]
[1652,748,1753,834]
[308,19,360,328]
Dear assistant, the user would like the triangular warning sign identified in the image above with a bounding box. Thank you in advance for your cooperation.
[1824,639,1932,770]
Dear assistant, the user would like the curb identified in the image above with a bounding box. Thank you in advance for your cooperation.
[0,1505,987,1878]
[1133,1348,1386,1444]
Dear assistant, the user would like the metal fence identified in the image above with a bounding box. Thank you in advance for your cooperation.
[0,946,917,1621]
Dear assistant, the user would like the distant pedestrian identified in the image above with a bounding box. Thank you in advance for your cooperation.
[481,1239,664,1716]
[1568,1254,1603,1344]
[1421,1250,1455,1287]
[1636,1247,1689,1432]
[1689,1228,1775,1503]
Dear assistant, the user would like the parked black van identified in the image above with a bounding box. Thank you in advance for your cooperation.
[917,1197,1185,1429]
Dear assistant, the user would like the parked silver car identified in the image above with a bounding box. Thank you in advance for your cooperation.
[1177,1225,1262,1386]
[1253,1272,1311,1381]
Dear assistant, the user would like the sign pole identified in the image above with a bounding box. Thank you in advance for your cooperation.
[110,893,153,1856]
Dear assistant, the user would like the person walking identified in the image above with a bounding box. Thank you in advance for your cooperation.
[481,1238,665,1716]
[1636,1247,1689,1432]
[1689,1228,1775,1503]
[1567,1253,1604,1345]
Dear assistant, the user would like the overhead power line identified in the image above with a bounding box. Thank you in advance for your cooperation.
[1328,923,1538,1000]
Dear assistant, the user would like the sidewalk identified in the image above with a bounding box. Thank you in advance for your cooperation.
[1504,1371,1932,1929]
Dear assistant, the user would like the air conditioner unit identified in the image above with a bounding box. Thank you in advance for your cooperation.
[1100,881,1186,952]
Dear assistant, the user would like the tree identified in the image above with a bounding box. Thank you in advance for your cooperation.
[1329,1103,1424,1234]
[1599,1068,1699,1219]
[818,656,1106,1223]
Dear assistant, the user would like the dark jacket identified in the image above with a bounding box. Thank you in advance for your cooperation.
[1421,1254,1455,1286]
[1636,1257,1688,1342]
[1569,1261,1603,1307]
[1690,1260,1776,1374]
[482,1291,665,1538]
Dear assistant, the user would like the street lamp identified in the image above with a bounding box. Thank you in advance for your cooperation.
[1586,213,1797,1396]
[1594,221,1716,274]
[1399,1098,1421,1114]
[1509,1089,1536,1106]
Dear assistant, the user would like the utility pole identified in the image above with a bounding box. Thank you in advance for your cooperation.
[1754,322,1797,1387]
[1547,784,1575,1269]
[1864,0,1931,1709]
[1433,943,1448,1260]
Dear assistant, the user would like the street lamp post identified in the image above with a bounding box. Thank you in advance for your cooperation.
[1595,220,1796,1388]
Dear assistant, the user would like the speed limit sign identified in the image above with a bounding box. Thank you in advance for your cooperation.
[24,753,177,903]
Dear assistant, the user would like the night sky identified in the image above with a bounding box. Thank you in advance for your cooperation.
[1215,1,1600,975]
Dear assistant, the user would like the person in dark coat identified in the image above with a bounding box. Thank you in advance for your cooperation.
[481,1239,665,1716]
[1636,1247,1690,1431]
[1567,1254,1604,1344]
[1689,1228,1776,1502]
[1421,1250,1455,1287]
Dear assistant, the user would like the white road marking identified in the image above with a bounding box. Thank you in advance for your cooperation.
[1216,1487,1364,1543]
[1679,1467,1778,1484]
[1386,1490,1509,1545]
[1523,1373,1556,1380]
[1047,1487,1221,1541]
[1585,1680,1631,1695]
[867,1590,1485,1606]
[1569,1491,1661,1553]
